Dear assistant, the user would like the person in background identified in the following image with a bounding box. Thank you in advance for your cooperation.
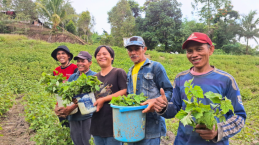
[52,45,78,127]
[90,45,127,145]
[125,36,173,145]
[143,32,247,145]
[57,51,96,145]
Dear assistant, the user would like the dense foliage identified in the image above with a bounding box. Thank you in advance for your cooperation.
[40,72,102,106]
[110,93,147,106]
[108,0,135,47]
[136,0,183,51]
[65,20,76,34]
[0,34,258,144]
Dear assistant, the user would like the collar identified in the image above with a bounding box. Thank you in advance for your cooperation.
[129,58,151,72]
[189,66,215,75]
[76,69,91,76]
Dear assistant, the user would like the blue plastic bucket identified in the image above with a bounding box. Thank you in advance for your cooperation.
[111,104,148,143]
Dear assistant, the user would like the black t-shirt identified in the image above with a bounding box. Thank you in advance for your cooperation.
[90,68,127,137]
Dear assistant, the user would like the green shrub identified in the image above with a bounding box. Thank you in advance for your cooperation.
[65,20,76,34]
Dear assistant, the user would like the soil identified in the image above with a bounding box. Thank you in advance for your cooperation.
[160,131,175,145]
[0,95,35,145]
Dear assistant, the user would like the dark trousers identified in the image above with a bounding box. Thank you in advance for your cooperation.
[69,118,91,145]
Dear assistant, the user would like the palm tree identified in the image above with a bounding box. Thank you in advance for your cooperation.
[238,10,259,54]
[35,0,67,30]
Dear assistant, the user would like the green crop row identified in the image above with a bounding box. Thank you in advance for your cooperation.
[23,91,73,144]
[0,34,258,144]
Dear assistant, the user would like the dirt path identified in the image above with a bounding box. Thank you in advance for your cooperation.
[0,95,35,145]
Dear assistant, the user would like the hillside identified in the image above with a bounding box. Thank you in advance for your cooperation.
[0,34,258,144]
[3,22,86,45]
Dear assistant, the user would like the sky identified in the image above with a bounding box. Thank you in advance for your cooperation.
[70,0,259,47]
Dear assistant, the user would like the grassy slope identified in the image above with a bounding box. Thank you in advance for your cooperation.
[0,34,258,144]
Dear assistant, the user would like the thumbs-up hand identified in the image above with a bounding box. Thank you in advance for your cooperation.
[141,88,168,113]
[154,88,168,112]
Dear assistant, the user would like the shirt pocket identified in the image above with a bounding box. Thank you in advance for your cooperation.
[143,73,156,89]
[142,73,159,98]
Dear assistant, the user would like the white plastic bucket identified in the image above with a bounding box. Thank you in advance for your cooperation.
[76,92,97,115]
[56,95,78,115]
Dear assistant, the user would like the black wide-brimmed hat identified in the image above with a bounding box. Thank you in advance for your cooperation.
[51,45,73,61]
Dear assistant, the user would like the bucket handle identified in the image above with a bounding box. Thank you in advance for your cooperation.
[119,105,148,113]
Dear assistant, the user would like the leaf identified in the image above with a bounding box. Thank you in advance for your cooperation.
[180,113,194,127]
[220,97,234,114]
[175,109,188,120]
[192,86,204,98]
[183,100,196,112]
[134,95,141,104]
[199,103,211,112]
[95,85,100,91]
[185,87,189,95]
[184,78,193,87]
[215,108,219,115]
[218,114,226,122]
[191,107,203,119]
[56,81,59,86]
[202,111,216,130]
[186,92,193,101]
[205,91,222,104]
[210,103,218,109]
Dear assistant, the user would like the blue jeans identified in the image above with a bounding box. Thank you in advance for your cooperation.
[126,138,160,145]
[93,136,123,145]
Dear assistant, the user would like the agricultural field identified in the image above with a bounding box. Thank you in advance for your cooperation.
[0,34,259,145]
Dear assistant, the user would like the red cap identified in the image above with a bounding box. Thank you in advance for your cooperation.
[182,32,213,49]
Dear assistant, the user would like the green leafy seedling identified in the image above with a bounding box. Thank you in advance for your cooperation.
[40,72,102,107]
[109,93,148,106]
[175,78,235,132]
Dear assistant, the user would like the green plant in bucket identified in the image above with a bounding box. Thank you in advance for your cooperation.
[110,93,148,106]
[40,72,102,106]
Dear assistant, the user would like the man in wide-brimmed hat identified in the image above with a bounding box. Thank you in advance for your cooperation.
[52,45,78,127]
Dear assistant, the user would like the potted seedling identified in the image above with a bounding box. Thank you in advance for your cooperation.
[40,72,102,115]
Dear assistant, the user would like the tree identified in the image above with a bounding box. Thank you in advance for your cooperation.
[65,20,76,34]
[59,3,78,31]
[211,1,240,50]
[35,0,67,30]
[136,0,182,51]
[100,31,114,46]
[0,0,13,14]
[128,0,141,18]
[108,0,135,47]
[78,11,95,43]
[238,10,259,54]
[12,0,37,20]
[192,0,230,33]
